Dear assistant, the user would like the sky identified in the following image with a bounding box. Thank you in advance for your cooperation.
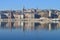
[0,0,60,10]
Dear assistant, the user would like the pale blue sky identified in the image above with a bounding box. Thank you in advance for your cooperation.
[0,0,60,10]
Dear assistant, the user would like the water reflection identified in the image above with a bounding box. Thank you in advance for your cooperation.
[0,21,60,31]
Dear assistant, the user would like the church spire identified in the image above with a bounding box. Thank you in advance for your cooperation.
[23,5,26,12]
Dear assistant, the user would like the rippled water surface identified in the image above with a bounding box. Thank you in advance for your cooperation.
[0,21,60,40]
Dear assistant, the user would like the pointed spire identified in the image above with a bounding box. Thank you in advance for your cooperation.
[22,5,26,14]
[23,5,26,12]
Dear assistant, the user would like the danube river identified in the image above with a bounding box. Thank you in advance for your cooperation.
[0,21,60,40]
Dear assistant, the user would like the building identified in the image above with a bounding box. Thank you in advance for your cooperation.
[0,9,59,20]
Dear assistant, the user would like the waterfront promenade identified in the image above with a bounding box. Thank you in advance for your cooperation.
[0,18,60,23]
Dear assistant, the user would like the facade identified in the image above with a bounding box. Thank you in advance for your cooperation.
[0,9,60,20]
